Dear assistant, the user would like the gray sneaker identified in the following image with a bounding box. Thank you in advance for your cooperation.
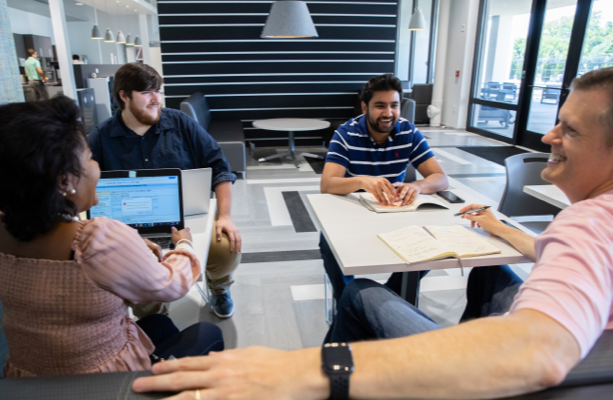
[210,292,234,318]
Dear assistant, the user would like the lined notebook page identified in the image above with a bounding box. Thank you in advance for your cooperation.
[377,225,455,264]
[423,225,501,258]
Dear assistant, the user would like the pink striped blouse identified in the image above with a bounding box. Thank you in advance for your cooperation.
[0,217,201,377]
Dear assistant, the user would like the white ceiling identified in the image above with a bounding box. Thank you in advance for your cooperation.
[490,0,578,16]
[6,0,156,21]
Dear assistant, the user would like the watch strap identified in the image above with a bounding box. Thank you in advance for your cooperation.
[329,374,350,400]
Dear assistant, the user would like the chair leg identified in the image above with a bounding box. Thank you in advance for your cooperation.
[195,275,211,305]
[324,274,335,326]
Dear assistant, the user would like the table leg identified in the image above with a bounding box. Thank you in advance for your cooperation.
[257,131,302,168]
[400,271,421,307]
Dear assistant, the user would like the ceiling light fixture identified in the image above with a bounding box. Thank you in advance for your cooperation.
[261,0,318,38]
[91,0,103,39]
[408,7,426,30]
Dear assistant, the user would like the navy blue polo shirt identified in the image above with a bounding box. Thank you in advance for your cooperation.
[87,108,236,188]
[326,115,434,183]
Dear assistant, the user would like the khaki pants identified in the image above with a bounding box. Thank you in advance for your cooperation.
[132,217,241,318]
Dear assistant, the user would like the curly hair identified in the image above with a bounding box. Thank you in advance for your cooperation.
[360,74,403,106]
[0,96,86,242]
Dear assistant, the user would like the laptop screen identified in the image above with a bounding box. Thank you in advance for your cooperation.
[88,169,184,233]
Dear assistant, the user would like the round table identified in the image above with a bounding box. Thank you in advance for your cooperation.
[252,118,331,168]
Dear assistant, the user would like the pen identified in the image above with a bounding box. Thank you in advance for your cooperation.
[454,206,491,217]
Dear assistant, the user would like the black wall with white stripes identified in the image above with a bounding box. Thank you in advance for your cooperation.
[158,0,400,145]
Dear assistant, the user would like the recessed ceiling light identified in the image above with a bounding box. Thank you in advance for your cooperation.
[75,2,84,4]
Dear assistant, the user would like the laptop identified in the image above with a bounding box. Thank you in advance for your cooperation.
[181,168,212,216]
[87,169,184,249]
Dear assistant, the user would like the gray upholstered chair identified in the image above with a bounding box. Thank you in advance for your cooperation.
[180,93,247,177]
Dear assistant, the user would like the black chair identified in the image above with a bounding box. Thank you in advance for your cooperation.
[498,153,561,234]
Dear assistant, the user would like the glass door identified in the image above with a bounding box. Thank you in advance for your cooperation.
[467,0,533,142]
[468,0,612,150]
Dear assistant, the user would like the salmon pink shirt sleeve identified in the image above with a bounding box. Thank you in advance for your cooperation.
[73,217,201,304]
[510,191,613,358]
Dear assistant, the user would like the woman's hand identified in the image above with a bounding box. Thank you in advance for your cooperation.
[171,226,193,245]
[143,238,163,261]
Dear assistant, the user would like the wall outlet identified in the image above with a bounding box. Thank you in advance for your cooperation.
[95,68,99,73]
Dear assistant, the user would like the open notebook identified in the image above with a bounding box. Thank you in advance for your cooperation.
[359,193,448,213]
[377,225,501,264]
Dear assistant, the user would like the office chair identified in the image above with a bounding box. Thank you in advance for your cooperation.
[499,153,561,234]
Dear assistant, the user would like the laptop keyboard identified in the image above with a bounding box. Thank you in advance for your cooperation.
[147,237,175,250]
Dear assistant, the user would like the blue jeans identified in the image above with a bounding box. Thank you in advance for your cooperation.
[325,265,523,343]
[319,233,428,304]
[136,314,224,361]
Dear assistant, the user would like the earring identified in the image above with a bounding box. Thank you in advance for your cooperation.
[70,189,76,195]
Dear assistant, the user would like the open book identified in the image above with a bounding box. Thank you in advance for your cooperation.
[359,193,449,213]
[377,225,501,264]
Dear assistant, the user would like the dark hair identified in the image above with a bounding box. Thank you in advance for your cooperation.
[571,67,613,146]
[27,49,36,57]
[0,96,86,242]
[112,63,163,110]
[360,74,403,105]
[72,54,80,60]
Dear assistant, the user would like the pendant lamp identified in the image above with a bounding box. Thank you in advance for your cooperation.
[408,7,426,30]
[261,1,318,38]
[91,3,102,39]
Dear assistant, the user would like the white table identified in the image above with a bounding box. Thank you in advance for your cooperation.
[523,185,570,209]
[253,118,331,167]
[185,198,217,302]
[307,190,531,305]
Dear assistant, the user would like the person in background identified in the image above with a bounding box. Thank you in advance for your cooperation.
[0,96,223,377]
[88,63,241,319]
[134,67,613,400]
[320,74,448,303]
[24,49,49,101]
[72,54,84,64]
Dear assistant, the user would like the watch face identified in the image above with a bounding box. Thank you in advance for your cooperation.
[322,343,354,374]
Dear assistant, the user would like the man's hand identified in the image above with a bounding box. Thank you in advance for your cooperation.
[361,176,397,205]
[394,182,422,206]
[459,203,506,237]
[143,238,163,261]
[43,77,49,82]
[217,215,242,253]
[132,347,326,400]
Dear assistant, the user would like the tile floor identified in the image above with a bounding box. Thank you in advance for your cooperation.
[168,126,537,351]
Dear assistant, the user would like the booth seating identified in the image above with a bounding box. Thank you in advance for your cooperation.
[180,93,247,177]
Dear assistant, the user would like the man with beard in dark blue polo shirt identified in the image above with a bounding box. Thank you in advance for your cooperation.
[320,74,449,303]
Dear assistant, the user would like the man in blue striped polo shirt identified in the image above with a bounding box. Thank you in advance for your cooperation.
[320,74,449,303]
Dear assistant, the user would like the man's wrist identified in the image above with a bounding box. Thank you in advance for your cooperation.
[290,348,330,400]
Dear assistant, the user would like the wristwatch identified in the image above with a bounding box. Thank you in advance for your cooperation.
[321,342,354,400]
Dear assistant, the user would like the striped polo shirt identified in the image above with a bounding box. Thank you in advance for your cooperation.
[325,114,434,183]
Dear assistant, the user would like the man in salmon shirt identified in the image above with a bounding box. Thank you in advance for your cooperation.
[135,68,613,400]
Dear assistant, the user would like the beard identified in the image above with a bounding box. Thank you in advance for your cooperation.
[366,111,397,135]
[129,101,161,126]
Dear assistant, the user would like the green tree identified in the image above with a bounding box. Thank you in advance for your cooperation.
[509,11,613,80]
